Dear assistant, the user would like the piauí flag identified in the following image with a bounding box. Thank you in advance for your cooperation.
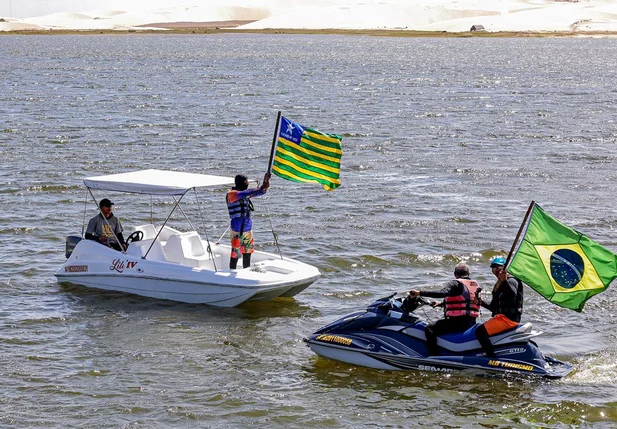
[508,203,617,312]
[272,116,342,191]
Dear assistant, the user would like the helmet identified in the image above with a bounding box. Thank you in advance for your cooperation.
[490,257,507,268]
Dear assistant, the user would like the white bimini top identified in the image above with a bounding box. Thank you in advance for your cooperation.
[84,169,236,196]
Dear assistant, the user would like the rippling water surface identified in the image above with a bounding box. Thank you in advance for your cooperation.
[2,34,617,428]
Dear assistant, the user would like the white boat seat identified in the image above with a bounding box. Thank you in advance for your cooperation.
[126,238,168,261]
[134,224,158,240]
[157,225,181,242]
[165,232,221,269]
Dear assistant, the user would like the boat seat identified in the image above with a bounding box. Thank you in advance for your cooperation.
[165,232,221,269]
[126,239,168,261]
[133,224,158,240]
[157,225,182,242]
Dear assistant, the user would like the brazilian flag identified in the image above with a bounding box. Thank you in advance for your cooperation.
[508,203,617,312]
[272,116,342,191]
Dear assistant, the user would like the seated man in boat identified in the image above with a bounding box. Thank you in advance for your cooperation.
[475,257,524,357]
[226,173,271,269]
[409,262,481,356]
[84,198,127,252]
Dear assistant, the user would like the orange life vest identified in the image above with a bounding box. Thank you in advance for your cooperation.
[444,279,481,318]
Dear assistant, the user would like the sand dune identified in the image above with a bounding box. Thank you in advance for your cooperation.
[2,0,617,33]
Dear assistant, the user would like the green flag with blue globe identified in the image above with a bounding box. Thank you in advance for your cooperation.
[507,203,617,312]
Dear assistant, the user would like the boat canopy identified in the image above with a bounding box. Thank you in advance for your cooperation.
[84,169,236,196]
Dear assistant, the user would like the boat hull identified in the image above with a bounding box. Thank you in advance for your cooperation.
[56,239,320,307]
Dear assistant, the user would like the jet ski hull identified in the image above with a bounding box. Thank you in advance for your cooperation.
[306,339,572,378]
[305,295,573,379]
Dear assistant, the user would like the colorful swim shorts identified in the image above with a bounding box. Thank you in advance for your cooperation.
[230,230,254,258]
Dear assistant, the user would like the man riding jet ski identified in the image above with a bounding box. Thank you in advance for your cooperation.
[304,291,573,379]
[408,262,481,356]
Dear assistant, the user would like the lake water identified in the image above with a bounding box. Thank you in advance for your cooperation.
[1,34,617,428]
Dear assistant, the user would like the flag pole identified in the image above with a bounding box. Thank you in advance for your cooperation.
[267,111,282,175]
[264,111,283,259]
[505,200,536,267]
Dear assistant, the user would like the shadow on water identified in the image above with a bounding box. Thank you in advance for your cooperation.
[302,357,617,426]
[304,355,541,399]
[57,282,318,320]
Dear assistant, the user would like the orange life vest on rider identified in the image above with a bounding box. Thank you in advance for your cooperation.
[444,279,481,318]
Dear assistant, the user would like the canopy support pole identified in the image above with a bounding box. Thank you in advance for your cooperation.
[262,196,283,260]
[81,188,90,237]
[192,188,218,271]
[143,192,186,259]
[172,195,196,231]
[216,226,230,245]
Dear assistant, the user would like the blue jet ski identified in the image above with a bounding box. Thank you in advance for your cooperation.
[305,293,573,379]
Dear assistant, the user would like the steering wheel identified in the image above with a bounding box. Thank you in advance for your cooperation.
[125,230,144,245]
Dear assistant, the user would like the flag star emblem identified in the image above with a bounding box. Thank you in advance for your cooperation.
[286,123,295,134]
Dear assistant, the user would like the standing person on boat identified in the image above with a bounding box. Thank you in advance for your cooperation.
[409,262,481,356]
[475,257,524,357]
[226,173,271,269]
[84,198,126,252]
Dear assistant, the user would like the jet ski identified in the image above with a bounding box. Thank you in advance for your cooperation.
[304,293,573,379]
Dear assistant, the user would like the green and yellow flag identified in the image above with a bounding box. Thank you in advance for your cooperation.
[271,116,342,191]
[508,203,617,312]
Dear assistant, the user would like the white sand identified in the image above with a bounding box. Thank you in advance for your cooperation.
[2,0,617,32]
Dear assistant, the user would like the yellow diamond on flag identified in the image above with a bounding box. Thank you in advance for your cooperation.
[534,244,605,293]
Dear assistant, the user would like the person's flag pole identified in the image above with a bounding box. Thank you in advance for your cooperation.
[505,200,536,267]
[264,111,283,260]
[267,111,282,175]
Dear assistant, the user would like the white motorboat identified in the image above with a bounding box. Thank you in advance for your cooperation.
[55,169,320,307]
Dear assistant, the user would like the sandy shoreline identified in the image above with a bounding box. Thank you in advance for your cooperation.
[2,23,617,37]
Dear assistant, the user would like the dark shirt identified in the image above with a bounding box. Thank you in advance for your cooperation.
[418,277,469,299]
[420,276,478,322]
[481,276,523,323]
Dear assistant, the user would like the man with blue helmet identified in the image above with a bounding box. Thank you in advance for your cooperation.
[475,256,524,357]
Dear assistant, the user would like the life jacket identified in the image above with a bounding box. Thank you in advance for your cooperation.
[226,192,254,220]
[226,191,255,234]
[444,278,481,318]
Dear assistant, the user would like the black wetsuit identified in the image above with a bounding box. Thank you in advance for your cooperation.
[475,275,524,357]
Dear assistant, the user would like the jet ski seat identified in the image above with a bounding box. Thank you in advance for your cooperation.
[402,322,532,353]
